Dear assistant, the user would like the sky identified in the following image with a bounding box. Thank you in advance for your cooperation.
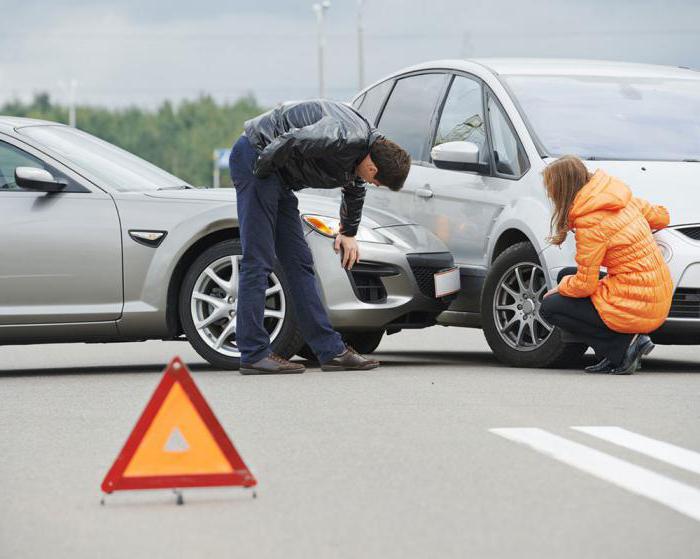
[2,0,699,108]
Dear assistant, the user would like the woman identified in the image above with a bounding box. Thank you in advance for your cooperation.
[539,155,673,374]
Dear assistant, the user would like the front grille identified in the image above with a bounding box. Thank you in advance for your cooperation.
[350,272,387,303]
[669,288,700,318]
[676,226,700,241]
[406,252,455,299]
[410,266,439,298]
[348,262,398,304]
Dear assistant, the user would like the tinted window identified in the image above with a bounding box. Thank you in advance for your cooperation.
[377,73,446,161]
[0,141,48,191]
[354,80,393,126]
[504,75,700,161]
[487,94,528,177]
[434,75,488,165]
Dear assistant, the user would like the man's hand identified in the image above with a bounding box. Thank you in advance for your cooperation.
[334,234,360,270]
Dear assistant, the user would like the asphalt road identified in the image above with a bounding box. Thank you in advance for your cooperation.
[1,327,699,558]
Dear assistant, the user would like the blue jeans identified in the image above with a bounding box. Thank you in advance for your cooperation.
[229,135,345,364]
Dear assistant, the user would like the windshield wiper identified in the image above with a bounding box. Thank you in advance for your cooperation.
[156,185,193,191]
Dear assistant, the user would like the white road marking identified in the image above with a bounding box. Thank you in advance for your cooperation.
[490,427,700,522]
[573,426,700,475]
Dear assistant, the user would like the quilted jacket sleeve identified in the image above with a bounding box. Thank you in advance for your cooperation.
[339,179,366,237]
[558,226,607,298]
[634,197,670,231]
[254,116,345,178]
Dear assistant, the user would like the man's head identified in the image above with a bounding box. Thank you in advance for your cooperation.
[355,138,411,191]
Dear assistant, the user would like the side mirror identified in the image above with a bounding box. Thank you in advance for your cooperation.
[14,167,66,193]
[431,141,488,173]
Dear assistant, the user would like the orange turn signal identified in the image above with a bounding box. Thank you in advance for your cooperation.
[302,215,339,237]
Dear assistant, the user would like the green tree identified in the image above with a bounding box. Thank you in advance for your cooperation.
[1,92,265,186]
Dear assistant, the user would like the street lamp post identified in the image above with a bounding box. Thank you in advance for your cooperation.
[312,1,331,98]
[357,0,365,90]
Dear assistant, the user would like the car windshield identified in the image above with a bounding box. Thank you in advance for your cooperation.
[18,125,192,191]
[503,74,700,161]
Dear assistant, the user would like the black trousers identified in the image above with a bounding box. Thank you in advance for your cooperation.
[539,268,633,365]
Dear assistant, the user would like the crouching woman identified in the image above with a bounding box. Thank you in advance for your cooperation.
[539,155,673,374]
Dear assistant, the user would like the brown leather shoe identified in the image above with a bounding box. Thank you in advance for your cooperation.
[240,353,306,375]
[321,345,380,371]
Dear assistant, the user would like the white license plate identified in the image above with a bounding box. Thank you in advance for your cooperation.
[434,267,460,298]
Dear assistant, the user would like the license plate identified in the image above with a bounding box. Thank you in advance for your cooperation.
[434,267,460,298]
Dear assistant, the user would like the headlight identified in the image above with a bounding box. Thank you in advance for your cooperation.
[301,214,389,244]
[656,239,673,262]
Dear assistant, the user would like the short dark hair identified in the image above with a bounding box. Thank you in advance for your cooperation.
[370,138,411,191]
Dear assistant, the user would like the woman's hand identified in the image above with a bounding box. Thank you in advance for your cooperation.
[543,286,559,299]
[334,234,360,269]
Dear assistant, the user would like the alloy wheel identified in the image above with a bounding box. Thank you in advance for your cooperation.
[190,255,286,358]
[493,262,552,351]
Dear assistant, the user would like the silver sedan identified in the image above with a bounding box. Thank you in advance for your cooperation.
[0,117,458,368]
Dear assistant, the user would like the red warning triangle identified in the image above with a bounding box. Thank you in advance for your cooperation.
[101,356,256,493]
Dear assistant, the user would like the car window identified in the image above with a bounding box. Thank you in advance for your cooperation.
[486,94,528,177]
[434,75,488,165]
[19,125,190,192]
[354,80,393,126]
[377,73,446,161]
[0,141,48,191]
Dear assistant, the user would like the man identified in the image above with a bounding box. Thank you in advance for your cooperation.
[229,99,411,375]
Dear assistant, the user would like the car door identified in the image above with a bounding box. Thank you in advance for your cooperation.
[412,74,530,270]
[0,135,123,325]
[370,72,449,221]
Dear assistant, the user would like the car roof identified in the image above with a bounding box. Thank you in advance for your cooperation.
[388,58,700,80]
[0,116,60,135]
[472,58,699,79]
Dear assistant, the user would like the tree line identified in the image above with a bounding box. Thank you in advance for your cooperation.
[1,93,266,186]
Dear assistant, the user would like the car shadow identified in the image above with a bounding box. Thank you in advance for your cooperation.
[0,362,219,378]
[1,352,698,377]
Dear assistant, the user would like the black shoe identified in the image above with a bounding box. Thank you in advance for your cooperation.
[321,345,380,371]
[240,353,306,375]
[585,358,612,374]
[609,335,655,375]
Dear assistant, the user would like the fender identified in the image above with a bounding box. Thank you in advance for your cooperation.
[116,197,239,337]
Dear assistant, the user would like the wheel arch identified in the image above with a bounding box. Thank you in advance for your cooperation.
[491,228,534,263]
[166,228,239,336]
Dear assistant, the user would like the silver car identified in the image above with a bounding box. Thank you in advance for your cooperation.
[0,117,457,368]
[334,58,700,367]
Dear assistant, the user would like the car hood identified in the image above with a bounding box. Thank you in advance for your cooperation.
[545,160,700,227]
[146,188,412,229]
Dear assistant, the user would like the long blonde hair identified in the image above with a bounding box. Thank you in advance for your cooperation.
[543,155,592,245]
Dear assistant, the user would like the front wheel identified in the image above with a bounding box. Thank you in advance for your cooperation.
[179,239,304,369]
[481,242,587,368]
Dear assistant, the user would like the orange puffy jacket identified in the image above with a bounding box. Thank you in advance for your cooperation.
[558,170,673,334]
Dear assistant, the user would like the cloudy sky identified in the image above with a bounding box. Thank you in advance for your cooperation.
[2,0,699,108]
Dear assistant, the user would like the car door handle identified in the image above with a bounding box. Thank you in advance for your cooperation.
[416,187,434,199]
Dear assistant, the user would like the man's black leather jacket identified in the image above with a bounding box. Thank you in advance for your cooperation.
[244,99,382,237]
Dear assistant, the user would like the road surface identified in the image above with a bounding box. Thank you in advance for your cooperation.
[1,327,699,558]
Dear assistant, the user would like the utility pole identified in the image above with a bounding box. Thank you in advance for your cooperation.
[58,79,78,127]
[312,1,331,98]
[68,79,77,127]
[357,0,365,90]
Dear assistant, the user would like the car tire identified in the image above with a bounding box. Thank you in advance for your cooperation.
[481,242,587,368]
[179,239,304,370]
[296,330,384,361]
